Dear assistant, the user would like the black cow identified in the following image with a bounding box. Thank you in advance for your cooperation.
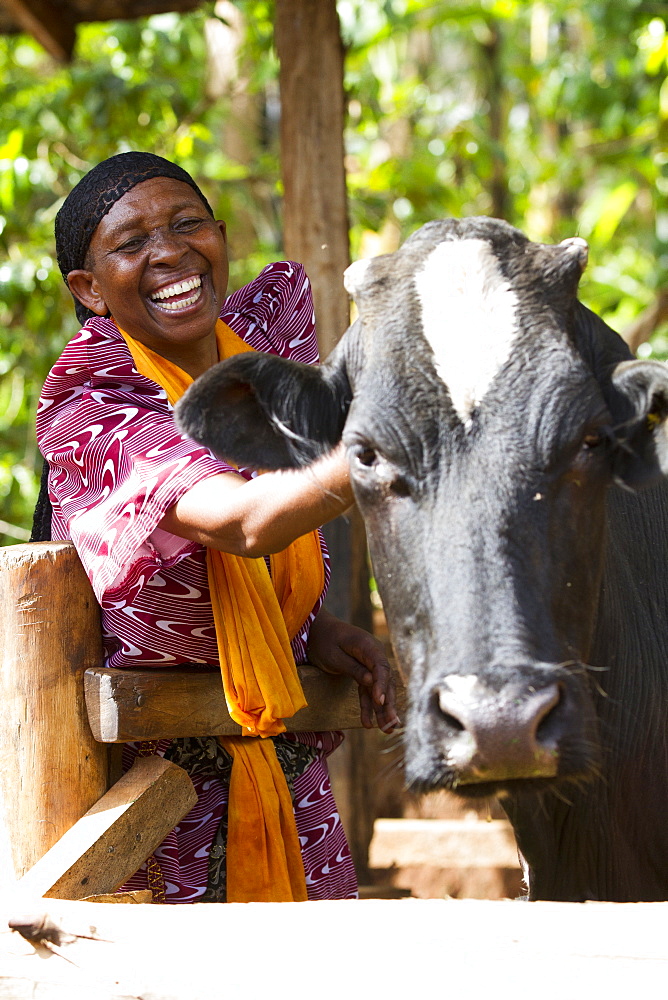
[176,218,668,902]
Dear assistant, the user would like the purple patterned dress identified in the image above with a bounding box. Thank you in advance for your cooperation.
[37,262,358,902]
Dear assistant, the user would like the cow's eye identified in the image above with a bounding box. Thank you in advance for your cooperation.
[567,425,611,480]
[583,432,603,449]
[356,447,377,467]
[350,443,412,497]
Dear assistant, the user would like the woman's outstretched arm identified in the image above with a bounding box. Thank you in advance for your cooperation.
[158,443,353,558]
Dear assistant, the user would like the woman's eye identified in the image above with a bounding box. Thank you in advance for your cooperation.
[116,237,145,253]
[174,218,204,232]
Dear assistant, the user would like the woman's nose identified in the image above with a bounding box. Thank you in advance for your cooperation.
[148,230,188,264]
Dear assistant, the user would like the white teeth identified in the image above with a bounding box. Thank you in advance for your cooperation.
[159,291,201,311]
[151,276,202,301]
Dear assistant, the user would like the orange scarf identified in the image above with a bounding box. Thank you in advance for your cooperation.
[120,319,325,902]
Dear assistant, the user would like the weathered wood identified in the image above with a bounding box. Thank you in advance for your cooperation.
[80,890,153,904]
[275,0,350,360]
[276,0,381,884]
[0,542,109,881]
[18,757,196,900]
[1,0,75,60]
[369,819,522,870]
[84,664,405,742]
[2,898,668,998]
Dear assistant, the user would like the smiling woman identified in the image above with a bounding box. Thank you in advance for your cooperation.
[65,177,230,378]
[32,151,398,904]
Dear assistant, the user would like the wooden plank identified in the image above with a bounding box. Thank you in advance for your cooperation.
[1,0,75,60]
[1,898,668,999]
[18,756,196,900]
[369,819,522,870]
[80,891,153,904]
[84,664,405,742]
[0,543,109,881]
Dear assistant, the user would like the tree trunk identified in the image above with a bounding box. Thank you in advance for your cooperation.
[275,0,377,882]
[621,290,668,354]
[275,0,351,358]
[481,20,509,221]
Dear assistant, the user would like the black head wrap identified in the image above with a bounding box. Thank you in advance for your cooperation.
[55,151,214,325]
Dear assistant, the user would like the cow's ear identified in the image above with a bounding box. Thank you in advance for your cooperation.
[609,359,668,488]
[174,352,351,471]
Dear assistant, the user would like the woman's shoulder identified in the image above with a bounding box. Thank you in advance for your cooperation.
[48,316,130,375]
[224,260,308,315]
[40,316,164,409]
[222,261,318,363]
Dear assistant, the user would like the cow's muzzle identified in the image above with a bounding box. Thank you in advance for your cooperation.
[425,669,593,788]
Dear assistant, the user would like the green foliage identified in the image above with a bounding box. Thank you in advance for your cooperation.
[341,0,668,334]
[2,0,668,543]
[0,2,280,544]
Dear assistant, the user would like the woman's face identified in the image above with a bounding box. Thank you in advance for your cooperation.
[67,176,229,353]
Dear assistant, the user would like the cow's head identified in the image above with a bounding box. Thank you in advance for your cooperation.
[175,218,668,798]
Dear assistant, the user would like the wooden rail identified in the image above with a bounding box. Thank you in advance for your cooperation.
[369,818,521,870]
[84,663,387,742]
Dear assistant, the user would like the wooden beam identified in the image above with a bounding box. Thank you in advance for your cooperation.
[2,0,75,61]
[0,543,109,882]
[80,890,153,903]
[84,664,405,742]
[369,819,522,870]
[18,756,196,900]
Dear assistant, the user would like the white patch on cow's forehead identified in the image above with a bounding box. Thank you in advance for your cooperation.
[414,238,519,421]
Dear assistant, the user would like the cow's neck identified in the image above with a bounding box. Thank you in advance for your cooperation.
[505,479,668,901]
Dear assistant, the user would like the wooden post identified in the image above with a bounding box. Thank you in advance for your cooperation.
[274,0,379,882]
[0,542,108,881]
[275,0,351,359]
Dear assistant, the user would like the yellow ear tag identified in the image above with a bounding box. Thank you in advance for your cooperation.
[647,411,662,430]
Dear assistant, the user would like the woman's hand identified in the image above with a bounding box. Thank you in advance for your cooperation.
[307,607,400,733]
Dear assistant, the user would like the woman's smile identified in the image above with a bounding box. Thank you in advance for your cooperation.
[150,274,203,310]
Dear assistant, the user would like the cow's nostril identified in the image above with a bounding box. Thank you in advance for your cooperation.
[440,709,465,733]
[435,690,465,732]
[535,683,564,745]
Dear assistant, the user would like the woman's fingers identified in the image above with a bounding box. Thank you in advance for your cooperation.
[307,610,401,731]
[316,646,374,688]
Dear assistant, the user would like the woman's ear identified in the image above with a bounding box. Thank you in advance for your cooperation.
[66,270,109,316]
